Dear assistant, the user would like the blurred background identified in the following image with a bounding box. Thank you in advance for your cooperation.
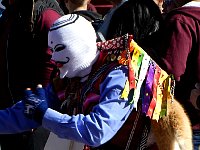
[0,0,5,17]
[91,0,113,16]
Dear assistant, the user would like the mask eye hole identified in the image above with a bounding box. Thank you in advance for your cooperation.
[55,44,66,52]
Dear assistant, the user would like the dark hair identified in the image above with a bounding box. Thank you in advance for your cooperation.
[107,0,163,45]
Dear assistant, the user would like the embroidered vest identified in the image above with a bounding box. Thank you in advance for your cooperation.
[53,34,175,150]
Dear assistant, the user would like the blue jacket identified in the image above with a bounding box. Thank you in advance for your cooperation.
[42,65,134,147]
[0,65,132,147]
[0,101,39,134]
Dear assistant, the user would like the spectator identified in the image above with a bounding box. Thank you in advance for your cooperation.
[66,0,103,34]
[157,0,200,149]
[97,0,127,40]
[0,0,64,149]
[106,0,163,62]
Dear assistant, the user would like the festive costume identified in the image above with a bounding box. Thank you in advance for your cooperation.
[23,14,192,150]
[41,14,178,149]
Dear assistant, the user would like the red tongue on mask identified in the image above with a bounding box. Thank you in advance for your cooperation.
[57,63,63,68]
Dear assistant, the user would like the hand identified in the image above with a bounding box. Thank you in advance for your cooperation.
[24,84,48,124]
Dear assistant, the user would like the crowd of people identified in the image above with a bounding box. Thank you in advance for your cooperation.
[0,0,199,150]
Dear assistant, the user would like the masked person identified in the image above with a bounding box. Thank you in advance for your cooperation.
[22,12,192,150]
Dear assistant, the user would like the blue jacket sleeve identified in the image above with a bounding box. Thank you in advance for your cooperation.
[45,83,62,110]
[42,66,135,147]
[0,101,39,134]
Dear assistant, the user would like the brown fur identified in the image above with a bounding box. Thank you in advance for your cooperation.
[151,99,193,150]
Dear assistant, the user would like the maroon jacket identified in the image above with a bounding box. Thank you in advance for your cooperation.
[158,6,200,126]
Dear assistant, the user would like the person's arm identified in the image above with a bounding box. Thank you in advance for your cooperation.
[24,66,133,147]
[0,83,60,134]
[42,66,133,147]
[0,101,39,134]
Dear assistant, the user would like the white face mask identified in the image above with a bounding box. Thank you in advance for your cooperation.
[50,43,70,78]
[48,14,99,79]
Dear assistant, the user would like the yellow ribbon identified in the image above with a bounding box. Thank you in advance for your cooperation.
[121,80,130,100]
[152,69,168,121]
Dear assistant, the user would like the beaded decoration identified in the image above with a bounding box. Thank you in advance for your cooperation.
[97,34,175,121]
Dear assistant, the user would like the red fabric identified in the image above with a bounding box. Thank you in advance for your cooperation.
[36,9,61,86]
[159,7,200,83]
[0,8,61,105]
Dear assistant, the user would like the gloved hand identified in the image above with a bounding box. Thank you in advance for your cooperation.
[24,84,48,124]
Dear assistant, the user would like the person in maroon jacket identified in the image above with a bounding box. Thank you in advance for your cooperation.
[157,0,200,149]
[0,0,64,149]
